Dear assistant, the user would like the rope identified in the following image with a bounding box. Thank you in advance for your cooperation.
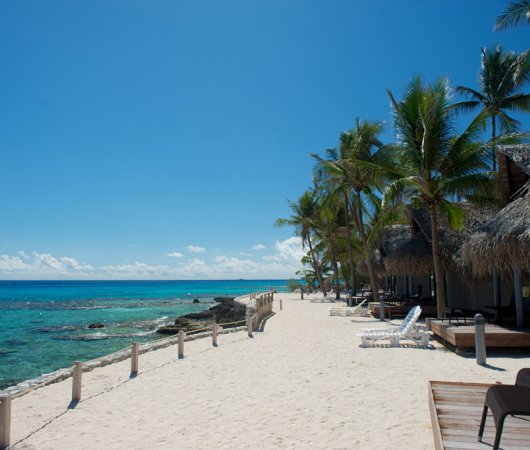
[5,290,276,400]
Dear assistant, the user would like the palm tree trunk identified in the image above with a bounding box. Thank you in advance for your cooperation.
[342,190,357,296]
[428,207,446,318]
[491,114,497,172]
[354,191,382,319]
[493,114,512,206]
[307,238,327,296]
[329,244,341,300]
[340,259,352,292]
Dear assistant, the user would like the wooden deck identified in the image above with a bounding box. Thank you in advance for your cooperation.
[427,319,530,349]
[429,380,530,449]
[368,302,408,318]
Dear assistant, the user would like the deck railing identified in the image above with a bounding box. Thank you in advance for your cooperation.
[0,290,278,449]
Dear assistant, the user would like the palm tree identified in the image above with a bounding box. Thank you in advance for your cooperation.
[275,190,327,295]
[313,119,395,319]
[314,198,343,299]
[496,1,530,30]
[312,147,359,299]
[386,77,492,318]
[455,46,530,178]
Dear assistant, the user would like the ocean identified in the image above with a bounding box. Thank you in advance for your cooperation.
[0,279,287,389]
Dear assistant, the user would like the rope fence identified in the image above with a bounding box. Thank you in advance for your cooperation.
[0,290,280,449]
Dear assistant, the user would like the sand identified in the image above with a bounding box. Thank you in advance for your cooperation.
[8,293,530,449]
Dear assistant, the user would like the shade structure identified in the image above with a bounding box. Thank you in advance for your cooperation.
[461,188,530,279]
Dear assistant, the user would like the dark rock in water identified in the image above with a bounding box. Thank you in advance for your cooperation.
[7,338,26,346]
[193,299,200,303]
[184,310,215,320]
[156,298,245,335]
[157,318,215,335]
[213,296,235,303]
[88,323,105,329]
[0,348,16,356]
[155,325,180,335]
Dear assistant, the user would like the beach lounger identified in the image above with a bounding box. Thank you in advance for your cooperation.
[356,306,429,347]
[360,305,420,334]
[311,292,337,303]
[329,300,367,316]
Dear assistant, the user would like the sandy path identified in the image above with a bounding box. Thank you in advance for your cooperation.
[8,293,530,449]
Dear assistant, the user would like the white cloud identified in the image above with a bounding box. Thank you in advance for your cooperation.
[185,245,206,254]
[166,252,184,258]
[0,252,92,277]
[239,251,252,256]
[273,237,305,263]
[252,244,266,251]
[0,238,305,280]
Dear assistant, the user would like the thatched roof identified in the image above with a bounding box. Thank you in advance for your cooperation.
[384,205,494,276]
[497,145,530,175]
[460,187,530,279]
[357,249,385,277]
[381,224,411,255]
[357,225,411,277]
[384,231,433,276]
[496,144,530,205]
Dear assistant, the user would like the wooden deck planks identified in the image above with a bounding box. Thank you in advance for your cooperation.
[429,381,530,450]
[427,320,530,349]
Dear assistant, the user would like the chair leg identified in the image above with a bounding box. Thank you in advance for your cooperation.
[493,415,506,450]
[478,404,488,441]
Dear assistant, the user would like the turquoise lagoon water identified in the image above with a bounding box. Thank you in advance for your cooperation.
[0,280,287,389]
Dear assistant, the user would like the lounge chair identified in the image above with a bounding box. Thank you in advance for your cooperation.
[311,292,337,303]
[356,305,429,347]
[329,299,368,316]
[361,305,420,333]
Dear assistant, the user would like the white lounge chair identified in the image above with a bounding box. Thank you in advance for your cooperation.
[311,292,337,303]
[329,299,368,316]
[356,306,429,347]
[361,305,419,333]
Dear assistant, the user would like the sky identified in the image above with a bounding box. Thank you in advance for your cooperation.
[0,0,528,280]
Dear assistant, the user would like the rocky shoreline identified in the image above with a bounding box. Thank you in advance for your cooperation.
[156,296,246,335]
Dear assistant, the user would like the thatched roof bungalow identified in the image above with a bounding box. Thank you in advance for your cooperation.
[496,144,530,206]
[460,144,530,326]
[461,187,530,279]
[384,231,432,276]
[357,225,410,278]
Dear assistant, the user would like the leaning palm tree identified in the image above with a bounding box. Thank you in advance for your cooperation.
[455,46,530,175]
[313,119,395,319]
[312,147,359,299]
[314,205,342,299]
[496,1,530,30]
[275,190,327,295]
[386,77,492,318]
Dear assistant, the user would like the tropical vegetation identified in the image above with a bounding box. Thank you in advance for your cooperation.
[276,3,529,320]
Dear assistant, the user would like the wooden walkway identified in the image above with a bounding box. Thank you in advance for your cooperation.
[427,320,530,350]
[429,381,530,449]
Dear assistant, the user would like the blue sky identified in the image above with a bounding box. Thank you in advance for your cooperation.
[0,0,528,279]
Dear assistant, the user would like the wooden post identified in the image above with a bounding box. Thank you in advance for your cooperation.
[492,264,500,307]
[178,330,185,359]
[0,395,11,450]
[280,299,283,310]
[514,265,524,328]
[212,323,218,347]
[247,317,253,338]
[72,361,82,402]
[131,342,139,374]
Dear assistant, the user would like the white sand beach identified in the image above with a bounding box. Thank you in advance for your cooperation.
[8,293,530,449]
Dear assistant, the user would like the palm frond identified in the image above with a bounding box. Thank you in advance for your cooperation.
[495,1,530,30]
